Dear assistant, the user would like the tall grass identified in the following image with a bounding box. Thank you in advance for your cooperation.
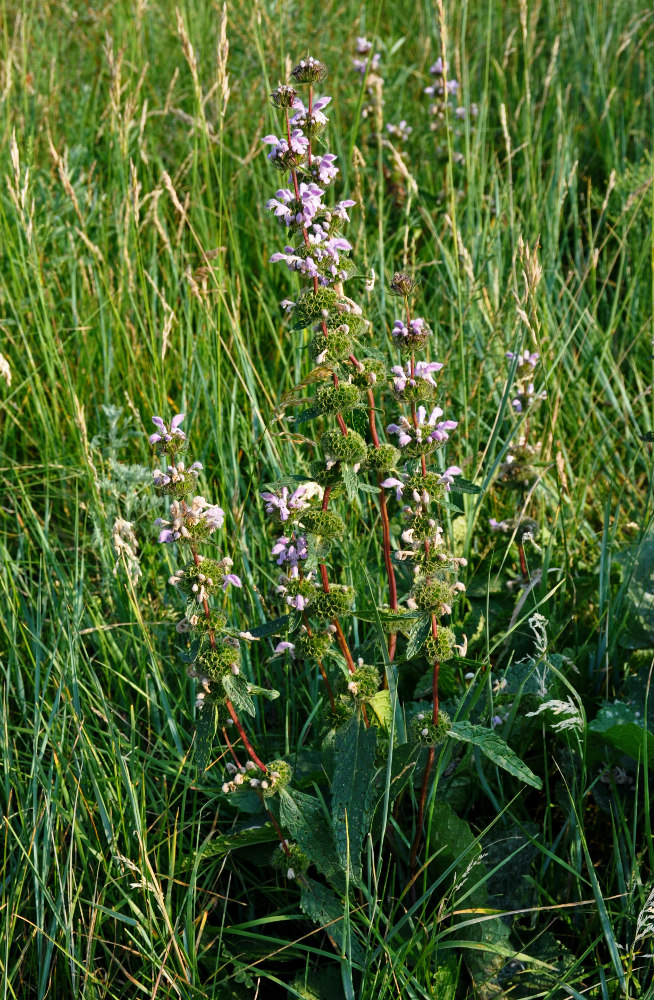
[1,0,653,996]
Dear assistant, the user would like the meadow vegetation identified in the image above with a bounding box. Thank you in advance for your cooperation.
[1,0,654,997]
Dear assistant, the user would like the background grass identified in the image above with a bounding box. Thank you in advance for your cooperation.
[1,0,654,996]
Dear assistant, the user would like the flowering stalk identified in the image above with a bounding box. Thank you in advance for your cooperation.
[380,273,471,876]
[490,348,547,581]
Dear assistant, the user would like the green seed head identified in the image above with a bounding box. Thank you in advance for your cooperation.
[295,630,333,659]
[350,357,387,389]
[321,428,367,465]
[316,382,360,414]
[411,710,451,746]
[270,841,309,878]
[299,508,345,539]
[196,642,241,681]
[311,585,355,620]
[423,626,456,662]
[293,288,339,327]
[366,443,401,472]
[411,577,454,613]
[310,327,353,362]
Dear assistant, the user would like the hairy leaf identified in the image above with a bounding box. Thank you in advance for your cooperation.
[406,613,433,659]
[341,465,359,501]
[246,615,289,639]
[180,823,278,870]
[449,476,484,495]
[449,721,542,788]
[222,672,255,717]
[278,788,344,891]
[293,405,321,428]
[247,684,280,702]
[331,714,377,881]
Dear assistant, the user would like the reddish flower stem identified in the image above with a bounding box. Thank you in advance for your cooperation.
[225,700,267,772]
[222,727,243,768]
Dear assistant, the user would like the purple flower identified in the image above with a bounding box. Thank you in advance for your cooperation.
[290,96,332,128]
[381,477,405,501]
[386,419,413,448]
[149,413,186,445]
[262,130,308,162]
[507,349,539,368]
[272,534,308,566]
[222,573,242,590]
[273,641,295,657]
[260,485,312,521]
[437,466,463,491]
[332,199,356,221]
[430,58,447,75]
[391,360,443,393]
[316,153,338,184]
[491,715,503,729]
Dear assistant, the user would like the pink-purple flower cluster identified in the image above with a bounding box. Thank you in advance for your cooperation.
[263,81,357,287]
[387,406,458,449]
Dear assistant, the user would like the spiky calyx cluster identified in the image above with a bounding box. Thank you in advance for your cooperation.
[271,841,310,879]
[152,462,201,499]
[350,357,387,388]
[196,641,241,681]
[309,328,353,362]
[316,383,360,414]
[423,626,456,662]
[222,759,293,796]
[311,585,355,620]
[366,443,401,472]
[337,663,380,701]
[299,508,345,540]
[295,629,333,659]
[321,428,367,465]
[179,605,228,636]
[411,577,456,614]
[293,288,339,327]
[171,558,225,600]
[411,710,451,746]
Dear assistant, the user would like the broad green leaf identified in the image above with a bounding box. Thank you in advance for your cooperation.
[368,689,392,730]
[406,613,433,659]
[278,788,344,891]
[194,703,217,774]
[293,405,321,428]
[222,672,255,717]
[588,701,654,765]
[449,721,542,789]
[299,878,365,965]
[449,476,484,495]
[180,823,279,870]
[341,465,359,501]
[246,615,289,639]
[247,684,280,702]
[332,714,377,881]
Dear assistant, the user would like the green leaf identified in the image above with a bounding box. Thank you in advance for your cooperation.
[449,721,542,789]
[293,405,321,428]
[406,613,433,659]
[449,476,484,495]
[332,714,377,881]
[299,878,365,965]
[588,701,654,765]
[341,465,359,501]
[359,482,381,494]
[180,823,279,870]
[194,704,217,774]
[247,684,280,702]
[278,788,344,891]
[246,615,289,639]
[222,673,255,717]
[179,635,203,664]
[288,608,303,633]
[371,742,419,838]
[368,689,392,730]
